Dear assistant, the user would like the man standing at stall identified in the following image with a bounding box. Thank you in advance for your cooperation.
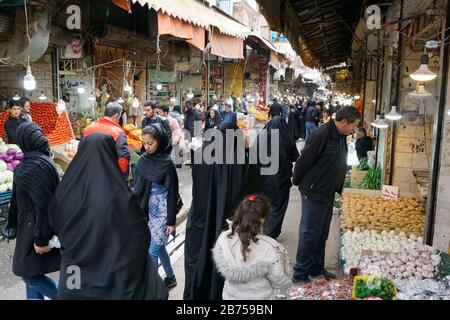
[292,106,361,285]
[83,102,131,180]
[4,98,27,144]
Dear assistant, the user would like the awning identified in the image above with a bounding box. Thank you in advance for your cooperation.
[210,28,244,60]
[132,0,251,38]
[157,12,205,51]
[248,32,284,55]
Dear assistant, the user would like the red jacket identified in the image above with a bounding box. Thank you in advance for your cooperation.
[84,117,130,174]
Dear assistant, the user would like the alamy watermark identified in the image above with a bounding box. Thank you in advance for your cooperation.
[367,5,381,30]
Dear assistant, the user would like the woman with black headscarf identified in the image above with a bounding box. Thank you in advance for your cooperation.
[287,103,302,141]
[259,116,300,239]
[12,122,60,300]
[134,123,181,291]
[184,121,264,300]
[48,133,168,300]
[204,109,222,131]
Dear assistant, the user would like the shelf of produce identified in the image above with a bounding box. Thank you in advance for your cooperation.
[339,189,426,275]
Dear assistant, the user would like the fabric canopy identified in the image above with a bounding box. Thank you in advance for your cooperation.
[210,28,243,60]
[157,11,205,51]
[132,0,250,38]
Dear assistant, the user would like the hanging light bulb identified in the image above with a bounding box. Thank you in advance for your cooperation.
[156,83,163,91]
[77,86,85,94]
[386,106,402,121]
[12,92,21,101]
[410,53,437,82]
[372,113,389,129]
[354,95,361,100]
[23,63,36,91]
[88,92,96,101]
[38,91,47,101]
[132,97,140,108]
[56,99,66,115]
[409,84,432,98]
[117,97,125,104]
[187,89,194,100]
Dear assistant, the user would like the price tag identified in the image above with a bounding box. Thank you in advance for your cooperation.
[381,185,399,200]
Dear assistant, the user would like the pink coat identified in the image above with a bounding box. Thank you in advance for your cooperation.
[167,114,182,147]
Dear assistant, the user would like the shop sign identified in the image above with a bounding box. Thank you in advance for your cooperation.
[381,185,399,200]
[271,31,287,43]
[148,70,178,83]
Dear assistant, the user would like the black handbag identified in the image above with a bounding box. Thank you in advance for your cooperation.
[176,192,183,214]
[1,185,17,242]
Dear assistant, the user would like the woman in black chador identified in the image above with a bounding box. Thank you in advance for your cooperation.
[183,122,263,300]
[48,133,168,300]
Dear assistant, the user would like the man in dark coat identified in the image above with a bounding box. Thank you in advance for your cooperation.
[269,97,283,119]
[4,99,27,144]
[292,106,360,285]
[355,127,374,160]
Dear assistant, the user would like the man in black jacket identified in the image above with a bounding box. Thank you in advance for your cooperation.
[292,106,360,285]
[269,97,283,118]
[4,99,27,144]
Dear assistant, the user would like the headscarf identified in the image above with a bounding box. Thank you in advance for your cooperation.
[206,109,222,128]
[14,122,58,210]
[48,133,168,300]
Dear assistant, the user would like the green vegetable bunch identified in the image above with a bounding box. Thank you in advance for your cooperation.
[354,278,396,300]
[130,151,141,165]
[358,166,381,190]
[357,157,369,171]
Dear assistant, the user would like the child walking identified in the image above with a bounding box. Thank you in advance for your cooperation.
[134,123,181,290]
[212,195,291,300]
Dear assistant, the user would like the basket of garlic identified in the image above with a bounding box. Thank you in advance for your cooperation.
[358,245,441,281]
[340,229,422,274]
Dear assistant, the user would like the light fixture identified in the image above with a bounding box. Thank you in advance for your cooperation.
[372,100,376,103]
[372,113,388,129]
[170,96,177,103]
[12,93,21,101]
[23,63,36,91]
[88,92,96,101]
[117,97,125,104]
[77,86,85,94]
[132,97,140,108]
[156,83,163,91]
[38,91,47,101]
[409,84,432,98]
[56,99,66,115]
[410,53,437,82]
[447,109,450,116]
[354,95,361,100]
[187,89,194,100]
[386,106,402,121]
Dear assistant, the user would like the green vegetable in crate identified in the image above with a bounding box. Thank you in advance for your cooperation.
[357,157,369,171]
[353,276,396,300]
[358,165,381,190]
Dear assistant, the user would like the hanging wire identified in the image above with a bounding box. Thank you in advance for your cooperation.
[24,0,31,67]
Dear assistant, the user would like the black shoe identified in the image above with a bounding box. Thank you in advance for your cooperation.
[292,277,311,286]
[310,270,337,281]
[164,276,177,290]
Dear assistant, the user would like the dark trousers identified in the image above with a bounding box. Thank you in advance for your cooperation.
[293,194,334,280]
[265,183,291,239]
